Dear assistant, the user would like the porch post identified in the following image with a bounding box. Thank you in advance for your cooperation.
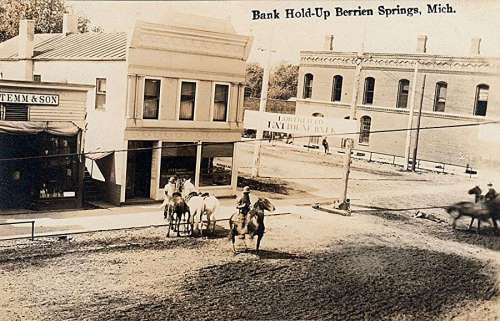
[150,140,162,200]
[231,142,239,193]
[195,141,202,189]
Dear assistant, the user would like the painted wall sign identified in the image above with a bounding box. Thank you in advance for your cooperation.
[244,110,358,137]
[0,92,59,106]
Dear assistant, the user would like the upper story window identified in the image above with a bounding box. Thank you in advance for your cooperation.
[33,74,41,82]
[143,79,161,119]
[396,79,410,108]
[179,81,196,121]
[359,115,372,144]
[95,78,106,110]
[363,77,375,105]
[474,84,489,116]
[331,75,343,102]
[303,73,313,99]
[1,104,29,121]
[433,82,447,112]
[213,84,229,122]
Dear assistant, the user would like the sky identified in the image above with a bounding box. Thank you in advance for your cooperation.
[69,0,500,66]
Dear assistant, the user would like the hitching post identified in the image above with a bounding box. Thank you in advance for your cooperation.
[340,138,354,206]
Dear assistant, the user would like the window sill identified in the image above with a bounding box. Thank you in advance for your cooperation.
[358,143,369,146]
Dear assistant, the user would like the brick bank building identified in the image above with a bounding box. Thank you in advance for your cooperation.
[0,14,252,209]
[296,35,500,170]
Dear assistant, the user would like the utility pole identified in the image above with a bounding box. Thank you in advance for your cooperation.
[411,74,426,171]
[349,55,363,120]
[251,47,274,177]
[404,60,419,170]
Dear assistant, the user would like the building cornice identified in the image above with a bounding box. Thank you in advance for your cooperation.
[300,51,500,75]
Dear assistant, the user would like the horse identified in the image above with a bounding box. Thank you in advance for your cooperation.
[166,192,191,237]
[229,197,275,254]
[446,201,493,233]
[181,178,220,236]
[467,185,499,231]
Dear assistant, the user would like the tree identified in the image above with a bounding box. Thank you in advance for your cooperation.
[245,62,299,100]
[268,64,298,100]
[0,0,101,43]
[245,63,263,98]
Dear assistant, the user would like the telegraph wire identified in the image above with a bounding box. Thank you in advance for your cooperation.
[0,118,499,162]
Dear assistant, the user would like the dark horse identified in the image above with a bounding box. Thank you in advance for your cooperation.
[165,192,191,237]
[229,197,275,253]
[446,186,499,233]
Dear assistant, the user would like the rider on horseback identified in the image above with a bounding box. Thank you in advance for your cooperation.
[161,176,178,218]
[234,186,251,238]
[236,186,251,215]
[485,183,498,202]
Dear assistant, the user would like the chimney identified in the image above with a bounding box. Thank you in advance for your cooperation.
[470,38,481,56]
[416,35,428,53]
[18,19,34,59]
[63,13,78,35]
[324,35,334,51]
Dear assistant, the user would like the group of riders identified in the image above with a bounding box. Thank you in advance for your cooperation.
[160,175,252,223]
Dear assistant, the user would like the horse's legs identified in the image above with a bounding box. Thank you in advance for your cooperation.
[477,220,481,234]
[256,233,263,254]
[451,213,461,230]
[468,218,475,230]
[231,229,237,254]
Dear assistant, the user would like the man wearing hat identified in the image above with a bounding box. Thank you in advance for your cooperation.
[160,177,177,215]
[485,183,498,202]
[236,186,251,216]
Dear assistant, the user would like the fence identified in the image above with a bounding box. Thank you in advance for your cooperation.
[0,220,35,241]
[336,148,474,175]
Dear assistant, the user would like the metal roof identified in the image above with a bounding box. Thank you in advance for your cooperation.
[0,32,127,61]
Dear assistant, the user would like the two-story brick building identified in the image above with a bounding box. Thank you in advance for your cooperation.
[296,35,500,170]
[0,14,252,206]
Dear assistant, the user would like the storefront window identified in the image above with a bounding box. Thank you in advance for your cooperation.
[39,134,78,199]
[159,142,197,187]
[200,142,233,187]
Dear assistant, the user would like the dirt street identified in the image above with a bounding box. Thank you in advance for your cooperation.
[0,142,499,321]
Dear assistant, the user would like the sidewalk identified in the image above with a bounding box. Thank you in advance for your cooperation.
[0,197,326,240]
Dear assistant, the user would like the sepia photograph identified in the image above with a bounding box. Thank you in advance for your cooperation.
[0,0,499,320]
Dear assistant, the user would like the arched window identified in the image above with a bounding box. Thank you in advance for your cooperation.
[396,79,410,108]
[359,116,372,144]
[303,73,313,99]
[363,77,375,105]
[474,84,489,116]
[331,75,343,102]
[433,82,447,112]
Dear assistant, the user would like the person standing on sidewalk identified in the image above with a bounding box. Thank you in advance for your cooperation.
[322,137,329,154]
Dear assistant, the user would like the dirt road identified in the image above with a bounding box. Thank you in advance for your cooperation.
[0,143,498,321]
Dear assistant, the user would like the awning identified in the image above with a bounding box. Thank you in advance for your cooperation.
[85,150,114,160]
[0,121,81,136]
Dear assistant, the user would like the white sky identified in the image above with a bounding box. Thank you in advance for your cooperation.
[69,0,500,66]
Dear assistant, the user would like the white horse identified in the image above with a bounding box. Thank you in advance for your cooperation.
[181,178,219,236]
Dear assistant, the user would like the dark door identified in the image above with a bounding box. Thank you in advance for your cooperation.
[0,133,39,209]
[126,141,153,199]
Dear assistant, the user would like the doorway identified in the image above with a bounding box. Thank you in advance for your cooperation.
[126,141,153,200]
[0,133,40,209]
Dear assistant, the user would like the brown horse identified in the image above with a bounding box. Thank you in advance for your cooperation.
[229,197,275,253]
[166,192,191,237]
[446,201,492,233]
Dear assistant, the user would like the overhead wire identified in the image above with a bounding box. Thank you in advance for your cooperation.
[0,118,498,163]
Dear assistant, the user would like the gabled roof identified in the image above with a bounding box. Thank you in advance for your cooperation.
[0,32,127,61]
